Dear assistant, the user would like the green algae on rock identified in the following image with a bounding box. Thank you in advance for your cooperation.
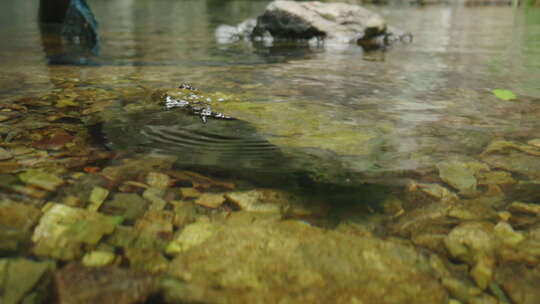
[32,203,123,260]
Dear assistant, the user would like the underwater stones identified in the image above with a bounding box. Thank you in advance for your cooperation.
[101,157,176,185]
[448,198,500,221]
[252,1,386,43]
[441,277,498,304]
[168,221,447,304]
[101,193,147,222]
[170,201,199,228]
[476,170,515,186]
[32,203,122,260]
[133,210,174,251]
[225,189,284,213]
[528,138,540,148]
[505,180,540,204]
[483,151,540,180]
[404,182,458,207]
[225,189,327,217]
[0,200,42,252]
[106,212,174,252]
[19,169,64,191]
[429,253,499,304]
[495,263,540,304]
[508,201,540,217]
[194,193,225,209]
[391,202,454,238]
[124,248,169,274]
[444,222,497,289]
[166,221,220,255]
[105,225,139,249]
[481,140,540,180]
[482,140,540,157]
[494,221,524,246]
[87,186,109,211]
[142,188,167,211]
[437,161,477,195]
[145,172,171,189]
[0,200,42,232]
[55,264,158,304]
[179,187,201,200]
[505,201,540,229]
[0,258,56,304]
[82,250,116,267]
[0,147,12,160]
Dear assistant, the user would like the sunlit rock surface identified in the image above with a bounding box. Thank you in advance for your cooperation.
[32,203,123,260]
[167,220,448,304]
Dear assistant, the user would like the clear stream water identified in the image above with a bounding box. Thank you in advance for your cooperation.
[2,1,540,301]
[1,0,540,188]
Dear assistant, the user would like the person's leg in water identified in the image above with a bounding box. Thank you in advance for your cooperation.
[39,0,99,64]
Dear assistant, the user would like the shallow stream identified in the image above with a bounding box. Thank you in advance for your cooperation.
[1,1,540,303]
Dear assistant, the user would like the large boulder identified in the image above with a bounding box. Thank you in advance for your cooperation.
[166,220,448,304]
[252,0,386,43]
[216,1,410,48]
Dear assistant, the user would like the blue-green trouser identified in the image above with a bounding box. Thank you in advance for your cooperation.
[39,0,99,63]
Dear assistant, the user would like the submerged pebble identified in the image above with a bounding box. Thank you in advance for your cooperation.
[19,169,64,191]
[0,147,13,160]
[437,161,477,194]
[87,186,109,211]
[82,250,116,267]
[32,203,122,260]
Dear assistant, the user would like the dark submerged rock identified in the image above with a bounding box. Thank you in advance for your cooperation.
[54,264,158,304]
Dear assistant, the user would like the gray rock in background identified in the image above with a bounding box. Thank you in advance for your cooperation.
[216,0,411,48]
[252,1,387,42]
